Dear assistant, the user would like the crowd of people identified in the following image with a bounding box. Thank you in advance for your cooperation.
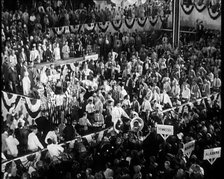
[1,0,222,179]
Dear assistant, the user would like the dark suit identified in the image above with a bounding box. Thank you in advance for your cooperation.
[8,67,20,93]
[16,63,26,80]
[63,124,77,141]
[125,78,133,99]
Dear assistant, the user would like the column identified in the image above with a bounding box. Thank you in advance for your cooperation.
[172,0,181,49]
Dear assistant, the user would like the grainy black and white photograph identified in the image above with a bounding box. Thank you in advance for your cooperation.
[1,0,222,179]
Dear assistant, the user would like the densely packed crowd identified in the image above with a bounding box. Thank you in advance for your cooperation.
[2,26,221,177]
[1,0,172,96]
[1,0,222,179]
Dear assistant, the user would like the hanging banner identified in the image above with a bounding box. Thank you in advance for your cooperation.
[1,91,41,125]
[98,21,110,32]
[203,147,221,165]
[181,3,195,15]
[125,18,135,29]
[156,124,174,140]
[111,19,123,31]
[137,17,147,27]
[84,54,99,61]
[183,140,195,158]
[84,23,96,32]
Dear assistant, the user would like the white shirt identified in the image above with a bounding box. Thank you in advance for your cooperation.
[22,75,31,95]
[86,103,95,113]
[83,68,92,77]
[160,92,173,108]
[111,106,129,133]
[213,77,221,88]
[181,87,191,100]
[141,99,152,112]
[120,88,127,100]
[6,136,19,157]
[47,144,64,158]
[171,85,180,99]
[45,131,58,144]
[111,51,118,61]
[54,47,61,60]
[30,49,39,62]
[28,132,44,151]
[10,119,18,130]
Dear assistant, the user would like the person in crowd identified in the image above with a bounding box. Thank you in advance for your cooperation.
[30,44,40,63]
[111,101,130,133]
[180,81,191,103]
[53,43,61,61]
[191,80,202,101]
[27,125,44,152]
[5,129,20,158]
[78,112,92,134]
[62,41,70,60]
[63,120,79,141]
[2,126,9,158]
[44,125,59,145]
[46,138,64,160]
[212,73,221,92]
[22,71,31,96]
[93,110,105,128]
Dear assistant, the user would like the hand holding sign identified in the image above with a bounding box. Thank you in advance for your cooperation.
[156,124,174,141]
[183,140,195,158]
[203,147,221,165]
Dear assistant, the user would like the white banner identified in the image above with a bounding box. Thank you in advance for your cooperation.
[84,54,99,61]
[203,147,221,165]
[183,140,195,158]
[156,124,174,140]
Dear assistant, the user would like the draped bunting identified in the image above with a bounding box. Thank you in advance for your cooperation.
[125,18,136,29]
[137,17,147,27]
[1,91,41,124]
[24,97,41,113]
[207,6,221,20]
[159,15,169,24]
[50,15,165,36]
[2,91,21,112]
[70,24,81,33]
[149,15,159,26]
[195,2,207,12]
[111,19,123,31]
[54,27,65,35]
[84,23,96,32]
[181,4,195,15]
[98,21,110,32]
[2,91,20,111]
[181,2,221,20]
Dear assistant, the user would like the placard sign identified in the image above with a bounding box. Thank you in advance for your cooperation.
[183,140,195,158]
[156,124,174,140]
[203,147,221,165]
[84,54,99,61]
